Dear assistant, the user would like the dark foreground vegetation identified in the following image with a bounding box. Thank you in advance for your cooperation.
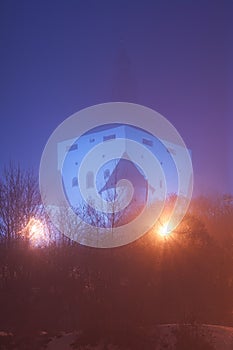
[0,164,232,348]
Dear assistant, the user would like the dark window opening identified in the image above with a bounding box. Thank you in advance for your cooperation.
[72,177,78,187]
[67,144,78,152]
[103,134,116,141]
[142,138,153,147]
[104,169,110,179]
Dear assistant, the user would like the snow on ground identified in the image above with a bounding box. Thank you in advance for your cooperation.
[152,324,233,350]
[44,324,233,350]
[0,325,232,349]
[46,332,78,350]
[203,325,233,350]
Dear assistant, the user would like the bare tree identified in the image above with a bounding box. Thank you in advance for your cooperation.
[0,163,41,245]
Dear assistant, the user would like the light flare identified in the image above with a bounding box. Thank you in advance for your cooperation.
[22,217,49,246]
[158,222,171,237]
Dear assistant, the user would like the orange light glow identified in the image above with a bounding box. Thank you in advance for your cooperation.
[158,222,171,237]
[22,218,48,246]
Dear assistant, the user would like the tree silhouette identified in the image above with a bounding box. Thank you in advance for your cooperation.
[0,163,41,245]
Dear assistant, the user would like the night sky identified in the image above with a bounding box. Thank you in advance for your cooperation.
[0,0,232,196]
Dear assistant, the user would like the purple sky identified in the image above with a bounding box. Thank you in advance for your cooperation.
[0,0,232,195]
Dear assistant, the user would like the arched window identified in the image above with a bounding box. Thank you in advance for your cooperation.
[72,177,78,187]
[86,171,94,189]
[104,169,110,179]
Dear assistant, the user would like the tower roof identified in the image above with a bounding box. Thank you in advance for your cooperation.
[99,152,147,195]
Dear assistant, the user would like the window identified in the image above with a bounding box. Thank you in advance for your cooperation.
[104,169,110,179]
[67,144,78,152]
[103,134,116,141]
[142,138,153,147]
[86,171,94,189]
[72,177,78,187]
